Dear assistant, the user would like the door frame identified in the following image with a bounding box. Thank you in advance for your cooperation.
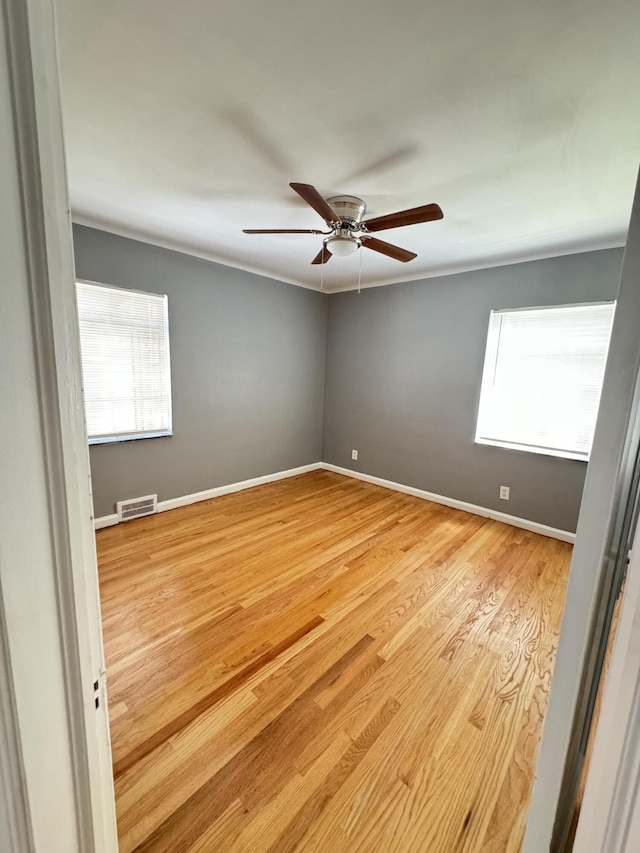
[572,517,640,851]
[0,0,117,849]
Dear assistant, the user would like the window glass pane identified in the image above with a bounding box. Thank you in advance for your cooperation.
[475,302,615,460]
[76,282,172,442]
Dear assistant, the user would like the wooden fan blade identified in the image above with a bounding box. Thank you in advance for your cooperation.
[243,229,323,234]
[363,203,443,232]
[362,236,417,262]
[290,183,341,224]
[311,246,332,265]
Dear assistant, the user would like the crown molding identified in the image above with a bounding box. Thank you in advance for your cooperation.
[71,214,320,292]
[72,213,626,296]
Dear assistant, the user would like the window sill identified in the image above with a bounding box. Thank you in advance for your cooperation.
[474,437,589,462]
[88,430,173,446]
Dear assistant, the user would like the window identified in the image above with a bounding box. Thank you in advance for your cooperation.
[76,281,172,444]
[475,302,615,461]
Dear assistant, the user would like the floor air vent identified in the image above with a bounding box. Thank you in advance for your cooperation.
[116,494,158,522]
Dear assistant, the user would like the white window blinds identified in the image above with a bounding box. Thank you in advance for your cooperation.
[76,281,172,444]
[475,302,615,461]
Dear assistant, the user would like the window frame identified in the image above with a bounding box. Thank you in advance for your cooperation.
[474,300,616,462]
[76,279,173,446]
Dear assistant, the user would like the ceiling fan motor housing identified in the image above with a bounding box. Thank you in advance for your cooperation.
[326,195,366,229]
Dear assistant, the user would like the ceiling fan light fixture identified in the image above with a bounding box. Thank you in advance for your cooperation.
[325,236,361,257]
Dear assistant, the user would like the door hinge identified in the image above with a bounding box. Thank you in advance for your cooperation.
[92,671,107,711]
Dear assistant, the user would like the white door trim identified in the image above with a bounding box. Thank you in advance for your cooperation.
[0,597,34,853]
[0,0,117,849]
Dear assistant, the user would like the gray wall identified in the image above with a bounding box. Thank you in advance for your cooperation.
[77,225,623,532]
[323,248,623,532]
[73,225,327,518]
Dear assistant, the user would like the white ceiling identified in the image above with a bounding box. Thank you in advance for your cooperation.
[56,0,640,292]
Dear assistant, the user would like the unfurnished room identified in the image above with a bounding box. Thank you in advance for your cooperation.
[2,1,640,852]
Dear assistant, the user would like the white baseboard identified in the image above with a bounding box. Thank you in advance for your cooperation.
[94,514,118,530]
[94,460,575,544]
[319,463,576,544]
[93,462,322,530]
[157,462,322,512]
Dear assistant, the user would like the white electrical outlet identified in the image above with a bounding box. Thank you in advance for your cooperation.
[352,449,358,461]
[499,485,510,500]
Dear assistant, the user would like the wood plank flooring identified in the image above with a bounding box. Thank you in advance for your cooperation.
[96,470,571,852]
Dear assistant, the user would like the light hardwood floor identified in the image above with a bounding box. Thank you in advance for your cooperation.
[97,470,571,852]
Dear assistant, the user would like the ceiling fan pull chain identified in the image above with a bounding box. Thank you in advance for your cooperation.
[320,249,325,293]
[358,242,363,294]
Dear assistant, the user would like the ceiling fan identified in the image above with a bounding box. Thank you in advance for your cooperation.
[243,183,443,265]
